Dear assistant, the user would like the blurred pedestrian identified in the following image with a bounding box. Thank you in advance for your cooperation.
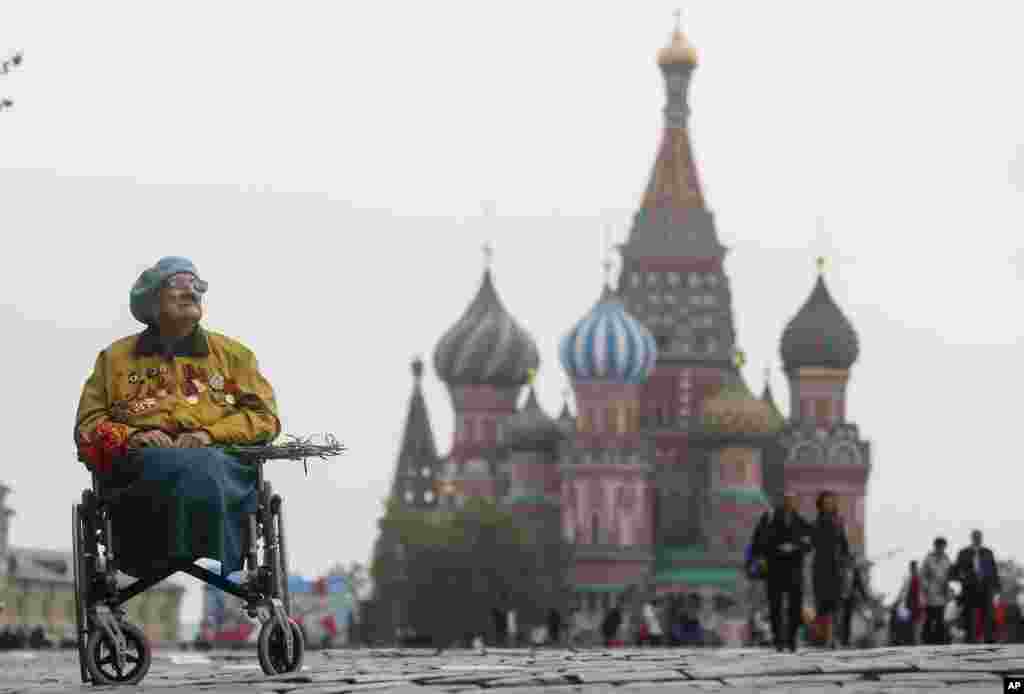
[546,608,562,646]
[491,607,507,648]
[642,601,664,646]
[952,530,999,644]
[601,605,622,647]
[811,491,851,649]
[752,493,812,652]
[921,537,953,644]
[839,560,870,648]
[895,561,926,645]
[507,609,517,647]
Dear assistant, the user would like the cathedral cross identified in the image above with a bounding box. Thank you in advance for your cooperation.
[483,241,494,270]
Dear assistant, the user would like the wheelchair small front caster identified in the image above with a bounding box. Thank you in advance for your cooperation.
[84,620,152,686]
[257,617,305,675]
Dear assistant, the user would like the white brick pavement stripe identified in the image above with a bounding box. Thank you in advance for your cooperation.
[4,646,1024,691]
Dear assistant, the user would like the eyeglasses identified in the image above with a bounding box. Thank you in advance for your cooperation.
[164,273,208,294]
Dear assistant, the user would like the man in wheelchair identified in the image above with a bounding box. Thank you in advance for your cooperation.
[72,256,301,685]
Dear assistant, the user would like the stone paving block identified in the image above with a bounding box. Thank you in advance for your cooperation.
[962,658,1024,671]
[720,673,863,687]
[913,656,1024,671]
[809,658,918,675]
[877,671,1000,683]
[568,669,689,684]
[839,683,949,692]
[619,683,725,691]
[683,661,821,679]
[469,675,557,687]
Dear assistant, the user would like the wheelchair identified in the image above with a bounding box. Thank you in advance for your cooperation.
[71,456,305,686]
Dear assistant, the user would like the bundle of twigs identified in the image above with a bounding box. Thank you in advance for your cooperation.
[219,433,345,474]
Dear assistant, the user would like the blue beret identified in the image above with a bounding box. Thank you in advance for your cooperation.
[130,256,201,325]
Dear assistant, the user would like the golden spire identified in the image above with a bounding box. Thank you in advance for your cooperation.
[483,241,494,271]
[658,8,699,66]
[734,349,746,369]
[816,256,826,275]
[526,367,537,385]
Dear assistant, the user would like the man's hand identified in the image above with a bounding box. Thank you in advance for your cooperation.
[778,542,796,553]
[176,431,213,448]
[128,430,175,448]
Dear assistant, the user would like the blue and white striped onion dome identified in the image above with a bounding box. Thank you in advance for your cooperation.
[560,285,658,384]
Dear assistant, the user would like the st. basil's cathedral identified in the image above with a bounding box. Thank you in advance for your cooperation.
[372,22,872,644]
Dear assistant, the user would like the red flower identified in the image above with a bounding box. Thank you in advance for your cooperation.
[79,421,132,475]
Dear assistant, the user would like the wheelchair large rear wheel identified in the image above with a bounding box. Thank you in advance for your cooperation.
[72,503,90,684]
[257,617,305,676]
[84,620,152,686]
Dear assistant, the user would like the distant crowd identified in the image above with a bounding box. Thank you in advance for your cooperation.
[745,490,1005,650]
[890,531,1004,646]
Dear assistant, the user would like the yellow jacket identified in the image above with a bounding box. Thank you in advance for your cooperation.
[75,326,281,463]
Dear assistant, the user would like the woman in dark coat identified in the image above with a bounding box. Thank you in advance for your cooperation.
[812,490,851,649]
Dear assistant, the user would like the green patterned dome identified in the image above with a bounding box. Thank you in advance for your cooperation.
[702,370,784,436]
[780,267,860,371]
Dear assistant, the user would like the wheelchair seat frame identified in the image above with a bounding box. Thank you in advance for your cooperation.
[72,454,305,686]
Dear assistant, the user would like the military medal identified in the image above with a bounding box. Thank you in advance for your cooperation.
[209,373,225,391]
[129,398,159,415]
[225,394,236,406]
[182,378,200,405]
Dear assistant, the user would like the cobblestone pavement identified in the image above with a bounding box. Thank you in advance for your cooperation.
[2,645,1024,693]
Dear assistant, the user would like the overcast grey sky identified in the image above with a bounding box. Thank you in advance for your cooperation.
[2,2,1023,632]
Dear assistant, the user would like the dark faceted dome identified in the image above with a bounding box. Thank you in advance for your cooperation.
[433,269,540,387]
[780,274,860,370]
[502,387,564,450]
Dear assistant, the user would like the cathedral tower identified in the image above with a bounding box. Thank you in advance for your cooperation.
[433,249,540,504]
[560,266,658,593]
[386,357,442,510]
[616,21,738,476]
[779,259,871,554]
[697,351,781,556]
[499,372,565,514]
